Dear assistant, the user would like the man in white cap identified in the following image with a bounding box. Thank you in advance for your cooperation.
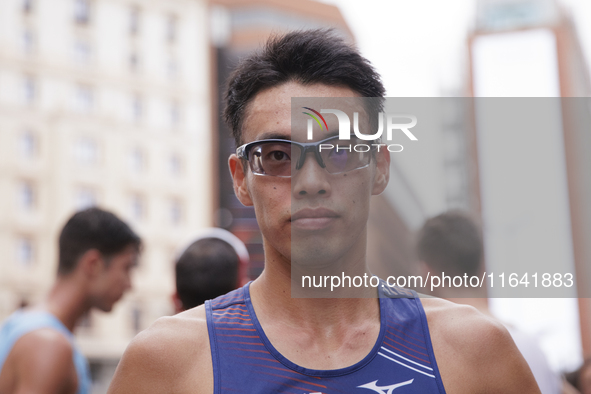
[172,228,249,313]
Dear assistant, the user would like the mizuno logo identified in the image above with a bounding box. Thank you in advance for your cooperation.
[357,379,414,394]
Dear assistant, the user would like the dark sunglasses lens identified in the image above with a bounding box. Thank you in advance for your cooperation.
[249,142,294,176]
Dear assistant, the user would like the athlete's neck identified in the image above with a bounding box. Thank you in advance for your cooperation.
[38,276,92,332]
[250,240,380,330]
[249,267,381,370]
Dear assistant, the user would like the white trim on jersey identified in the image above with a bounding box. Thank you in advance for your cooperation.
[378,352,436,379]
[380,347,433,371]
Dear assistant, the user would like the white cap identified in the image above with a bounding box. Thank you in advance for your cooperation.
[176,228,249,265]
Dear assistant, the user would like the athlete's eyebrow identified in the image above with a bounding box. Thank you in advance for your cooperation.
[256,132,291,141]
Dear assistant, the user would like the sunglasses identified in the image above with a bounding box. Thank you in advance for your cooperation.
[236,135,376,177]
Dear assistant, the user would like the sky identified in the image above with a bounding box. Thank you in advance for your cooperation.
[319,0,591,372]
[322,0,591,97]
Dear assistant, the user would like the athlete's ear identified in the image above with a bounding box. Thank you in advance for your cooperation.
[78,249,104,278]
[171,292,184,314]
[229,154,253,207]
[372,149,390,195]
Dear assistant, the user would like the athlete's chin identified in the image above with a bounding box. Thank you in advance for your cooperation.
[97,298,120,313]
[96,304,113,313]
[291,243,344,267]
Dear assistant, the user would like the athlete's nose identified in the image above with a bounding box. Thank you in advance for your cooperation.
[292,151,331,198]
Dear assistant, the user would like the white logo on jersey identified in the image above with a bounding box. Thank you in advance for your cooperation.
[357,378,414,394]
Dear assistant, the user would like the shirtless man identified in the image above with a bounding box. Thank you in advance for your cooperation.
[107,30,540,393]
[0,207,140,394]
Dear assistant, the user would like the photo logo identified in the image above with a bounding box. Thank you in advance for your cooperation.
[302,107,328,136]
[303,107,418,152]
[358,378,414,393]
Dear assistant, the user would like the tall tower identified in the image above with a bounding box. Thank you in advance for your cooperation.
[468,0,591,368]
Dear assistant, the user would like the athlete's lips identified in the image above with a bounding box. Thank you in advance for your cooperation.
[290,208,339,230]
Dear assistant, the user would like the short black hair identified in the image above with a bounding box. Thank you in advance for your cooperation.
[416,211,483,277]
[175,238,239,310]
[58,207,141,275]
[224,29,386,146]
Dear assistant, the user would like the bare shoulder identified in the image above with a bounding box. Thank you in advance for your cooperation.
[421,297,504,350]
[16,326,74,355]
[420,297,540,394]
[108,305,213,394]
[4,328,77,394]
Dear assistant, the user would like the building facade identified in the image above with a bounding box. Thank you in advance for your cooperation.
[0,0,212,391]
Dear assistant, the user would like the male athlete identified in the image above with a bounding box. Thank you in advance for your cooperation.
[173,228,248,312]
[417,210,563,394]
[0,207,140,394]
[108,30,540,393]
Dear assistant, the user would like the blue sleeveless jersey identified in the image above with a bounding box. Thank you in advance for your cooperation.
[206,283,447,393]
[0,310,91,394]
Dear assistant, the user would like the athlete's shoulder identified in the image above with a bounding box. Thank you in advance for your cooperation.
[420,296,500,340]
[208,286,246,310]
[4,328,77,394]
[107,305,212,394]
[421,297,508,360]
[15,326,73,353]
[420,297,540,393]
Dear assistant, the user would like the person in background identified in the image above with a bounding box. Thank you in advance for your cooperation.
[172,228,249,313]
[416,210,563,394]
[0,207,141,394]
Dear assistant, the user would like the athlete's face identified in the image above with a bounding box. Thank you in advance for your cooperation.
[90,245,138,312]
[229,82,389,267]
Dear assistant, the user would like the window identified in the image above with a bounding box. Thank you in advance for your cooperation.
[166,57,178,79]
[166,15,177,43]
[74,0,90,24]
[16,237,34,267]
[130,194,145,221]
[131,305,142,333]
[170,101,180,127]
[129,147,145,173]
[18,181,35,210]
[73,39,91,63]
[75,187,97,209]
[74,137,99,165]
[21,29,35,54]
[18,130,37,158]
[131,94,143,122]
[169,198,183,225]
[168,153,182,176]
[22,0,33,14]
[74,84,93,112]
[129,6,140,35]
[22,75,36,105]
[129,52,139,73]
